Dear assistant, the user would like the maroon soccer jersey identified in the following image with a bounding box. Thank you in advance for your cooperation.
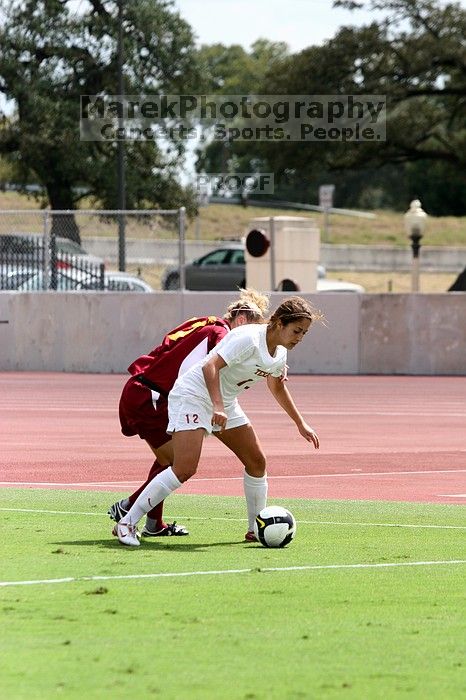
[127,316,230,394]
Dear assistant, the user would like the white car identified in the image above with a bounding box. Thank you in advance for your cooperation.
[316,279,365,293]
[14,269,154,292]
[14,267,90,291]
[81,271,154,292]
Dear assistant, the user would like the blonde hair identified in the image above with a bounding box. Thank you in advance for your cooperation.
[268,296,324,327]
[224,288,269,323]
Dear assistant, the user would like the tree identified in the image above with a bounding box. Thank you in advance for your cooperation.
[195,0,466,214]
[331,0,466,170]
[197,39,289,94]
[0,0,202,240]
[327,0,466,213]
[194,40,289,184]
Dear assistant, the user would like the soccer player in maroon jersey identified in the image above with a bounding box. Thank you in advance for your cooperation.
[108,289,269,537]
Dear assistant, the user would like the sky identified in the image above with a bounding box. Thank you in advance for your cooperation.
[172,0,389,180]
[173,0,387,52]
[174,0,466,52]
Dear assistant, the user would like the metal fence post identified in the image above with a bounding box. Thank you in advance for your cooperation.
[50,228,58,290]
[118,210,126,272]
[43,210,50,290]
[269,216,276,291]
[178,206,186,290]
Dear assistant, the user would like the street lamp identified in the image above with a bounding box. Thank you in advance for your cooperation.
[404,199,427,292]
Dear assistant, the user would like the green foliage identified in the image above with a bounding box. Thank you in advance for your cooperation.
[195,40,289,180]
[196,0,466,215]
[197,39,289,94]
[405,160,466,216]
[0,0,200,227]
[0,153,24,184]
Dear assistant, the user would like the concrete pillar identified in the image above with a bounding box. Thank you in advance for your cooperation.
[245,216,320,292]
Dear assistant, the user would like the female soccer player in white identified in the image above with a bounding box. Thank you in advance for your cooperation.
[109,288,269,537]
[113,296,322,546]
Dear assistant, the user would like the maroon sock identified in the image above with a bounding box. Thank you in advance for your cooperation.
[128,460,169,528]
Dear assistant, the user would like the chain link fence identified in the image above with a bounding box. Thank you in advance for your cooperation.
[0,208,186,291]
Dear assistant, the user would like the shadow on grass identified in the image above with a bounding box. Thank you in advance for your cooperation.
[53,539,248,551]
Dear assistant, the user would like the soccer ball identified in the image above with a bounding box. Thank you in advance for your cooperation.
[254,506,296,548]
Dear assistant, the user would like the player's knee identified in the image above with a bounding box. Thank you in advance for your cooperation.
[174,463,198,482]
[245,455,266,478]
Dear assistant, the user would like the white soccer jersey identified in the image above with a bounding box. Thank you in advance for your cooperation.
[169,324,287,407]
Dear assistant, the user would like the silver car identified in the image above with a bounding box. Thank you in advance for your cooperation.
[14,269,153,292]
[0,232,103,268]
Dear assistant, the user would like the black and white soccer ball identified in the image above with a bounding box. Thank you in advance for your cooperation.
[254,506,297,548]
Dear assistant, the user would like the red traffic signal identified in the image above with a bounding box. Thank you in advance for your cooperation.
[246,229,270,257]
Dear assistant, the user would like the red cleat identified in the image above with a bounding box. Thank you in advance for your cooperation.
[245,531,257,542]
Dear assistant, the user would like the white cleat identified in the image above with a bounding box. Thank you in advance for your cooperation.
[112,521,141,547]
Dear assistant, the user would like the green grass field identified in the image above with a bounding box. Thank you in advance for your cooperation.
[1,489,465,699]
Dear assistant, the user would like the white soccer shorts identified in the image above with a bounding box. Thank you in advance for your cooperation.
[167,395,249,434]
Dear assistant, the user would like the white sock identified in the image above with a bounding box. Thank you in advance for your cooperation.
[121,467,182,526]
[243,471,268,532]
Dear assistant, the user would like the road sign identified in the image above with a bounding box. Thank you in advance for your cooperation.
[319,184,335,210]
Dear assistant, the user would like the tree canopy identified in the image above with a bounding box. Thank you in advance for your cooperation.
[196,0,466,214]
[1,0,465,221]
[0,0,201,236]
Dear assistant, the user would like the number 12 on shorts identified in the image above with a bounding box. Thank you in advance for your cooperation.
[185,413,199,424]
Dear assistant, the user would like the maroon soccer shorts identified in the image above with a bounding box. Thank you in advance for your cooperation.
[119,377,171,449]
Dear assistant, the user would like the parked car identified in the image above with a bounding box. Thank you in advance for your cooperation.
[81,271,154,292]
[14,267,94,291]
[0,266,38,290]
[0,232,104,269]
[11,268,153,292]
[162,244,247,291]
[315,279,365,293]
[161,243,352,292]
[0,232,107,291]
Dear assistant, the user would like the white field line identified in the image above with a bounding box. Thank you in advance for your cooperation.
[0,507,465,530]
[1,559,466,588]
[0,481,141,486]
[255,410,466,417]
[1,468,465,488]
[438,494,466,498]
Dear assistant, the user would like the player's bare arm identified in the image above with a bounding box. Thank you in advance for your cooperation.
[266,375,319,449]
[202,353,228,430]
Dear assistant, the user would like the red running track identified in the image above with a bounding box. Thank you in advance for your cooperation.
[1,373,465,504]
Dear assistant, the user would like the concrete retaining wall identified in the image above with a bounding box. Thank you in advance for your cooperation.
[320,244,466,272]
[83,238,466,272]
[360,294,466,374]
[0,291,465,375]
